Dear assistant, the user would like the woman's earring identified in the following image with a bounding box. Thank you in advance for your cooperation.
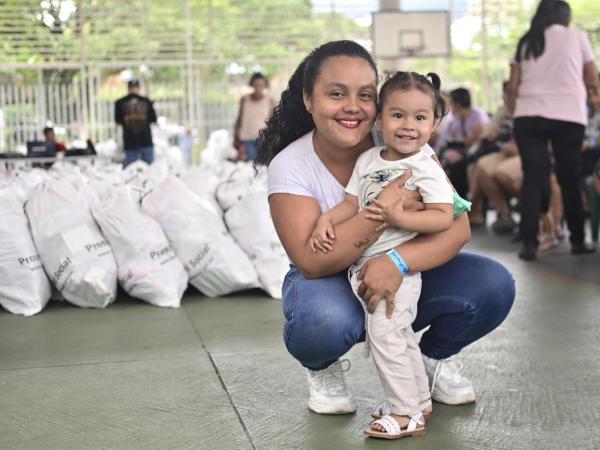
[307,107,312,114]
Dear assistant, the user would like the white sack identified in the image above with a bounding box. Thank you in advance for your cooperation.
[25,180,118,308]
[149,158,171,184]
[95,139,118,159]
[142,177,259,297]
[215,163,260,211]
[92,186,188,308]
[122,160,171,204]
[0,186,52,315]
[63,173,103,210]
[123,160,151,179]
[182,167,221,197]
[224,194,288,299]
[13,168,49,200]
[200,129,237,166]
[181,167,222,215]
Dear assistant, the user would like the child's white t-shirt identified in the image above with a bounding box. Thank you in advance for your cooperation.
[267,130,436,213]
[345,146,453,256]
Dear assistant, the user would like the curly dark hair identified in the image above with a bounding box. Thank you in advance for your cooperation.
[254,40,378,167]
[378,71,447,121]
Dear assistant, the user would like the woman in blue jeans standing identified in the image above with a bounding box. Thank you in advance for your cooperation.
[255,40,515,414]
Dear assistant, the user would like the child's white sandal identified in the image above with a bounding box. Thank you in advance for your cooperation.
[365,412,426,440]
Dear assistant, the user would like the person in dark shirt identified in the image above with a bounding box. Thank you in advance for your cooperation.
[43,126,67,153]
[114,79,157,167]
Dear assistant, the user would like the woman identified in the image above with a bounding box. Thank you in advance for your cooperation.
[507,0,600,261]
[256,40,515,414]
[233,72,276,161]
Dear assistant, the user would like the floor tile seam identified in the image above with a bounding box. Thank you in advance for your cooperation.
[182,305,256,450]
[0,356,174,373]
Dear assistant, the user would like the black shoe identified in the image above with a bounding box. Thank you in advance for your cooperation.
[571,243,596,255]
[492,214,517,235]
[519,243,537,261]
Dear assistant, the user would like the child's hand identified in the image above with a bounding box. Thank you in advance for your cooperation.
[365,198,406,230]
[364,200,388,231]
[310,217,335,253]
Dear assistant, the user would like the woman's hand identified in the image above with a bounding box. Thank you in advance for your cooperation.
[356,254,403,319]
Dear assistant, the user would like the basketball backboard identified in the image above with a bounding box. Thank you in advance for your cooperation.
[372,11,451,59]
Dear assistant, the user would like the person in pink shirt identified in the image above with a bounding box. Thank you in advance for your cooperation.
[233,72,277,161]
[507,0,600,261]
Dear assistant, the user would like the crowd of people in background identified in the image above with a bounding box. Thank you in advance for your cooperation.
[431,0,600,261]
[37,0,598,263]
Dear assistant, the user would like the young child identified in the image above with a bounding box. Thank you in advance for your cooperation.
[309,71,454,440]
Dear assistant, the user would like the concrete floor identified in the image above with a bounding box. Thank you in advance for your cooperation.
[1,229,600,450]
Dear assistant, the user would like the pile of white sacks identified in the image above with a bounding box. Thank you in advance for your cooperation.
[0,131,289,316]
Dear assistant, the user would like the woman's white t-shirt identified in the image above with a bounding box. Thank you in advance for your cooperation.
[267,130,436,213]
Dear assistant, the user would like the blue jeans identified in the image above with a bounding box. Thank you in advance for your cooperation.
[124,146,154,167]
[242,140,258,161]
[282,253,515,371]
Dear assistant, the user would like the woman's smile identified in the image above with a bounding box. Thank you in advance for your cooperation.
[337,117,362,129]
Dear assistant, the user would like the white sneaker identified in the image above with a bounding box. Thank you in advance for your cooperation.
[307,359,355,414]
[422,354,476,405]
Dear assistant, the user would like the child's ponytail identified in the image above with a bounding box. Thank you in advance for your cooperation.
[426,72,442,92]
[426,72,447,121]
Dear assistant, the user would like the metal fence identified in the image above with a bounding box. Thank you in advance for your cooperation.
[0,62,296,152]
[1,0,599,152]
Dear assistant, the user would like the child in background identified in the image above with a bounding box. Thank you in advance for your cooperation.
[178,126,194,166]
[310,71,454,440]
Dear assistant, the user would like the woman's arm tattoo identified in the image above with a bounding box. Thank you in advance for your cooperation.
[353,238,371,249]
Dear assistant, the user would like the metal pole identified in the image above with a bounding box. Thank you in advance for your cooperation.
[185,0,195,129]
[480,0,492,111]
[378,0,402,74]
[78,0,87,140]
[37,68,46,133]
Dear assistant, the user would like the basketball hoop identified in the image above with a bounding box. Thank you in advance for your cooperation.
[403,47,419,58]
[372,11,451,60]
[398,30,424,56]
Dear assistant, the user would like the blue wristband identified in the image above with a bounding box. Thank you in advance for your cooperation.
[386,249,410,275]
